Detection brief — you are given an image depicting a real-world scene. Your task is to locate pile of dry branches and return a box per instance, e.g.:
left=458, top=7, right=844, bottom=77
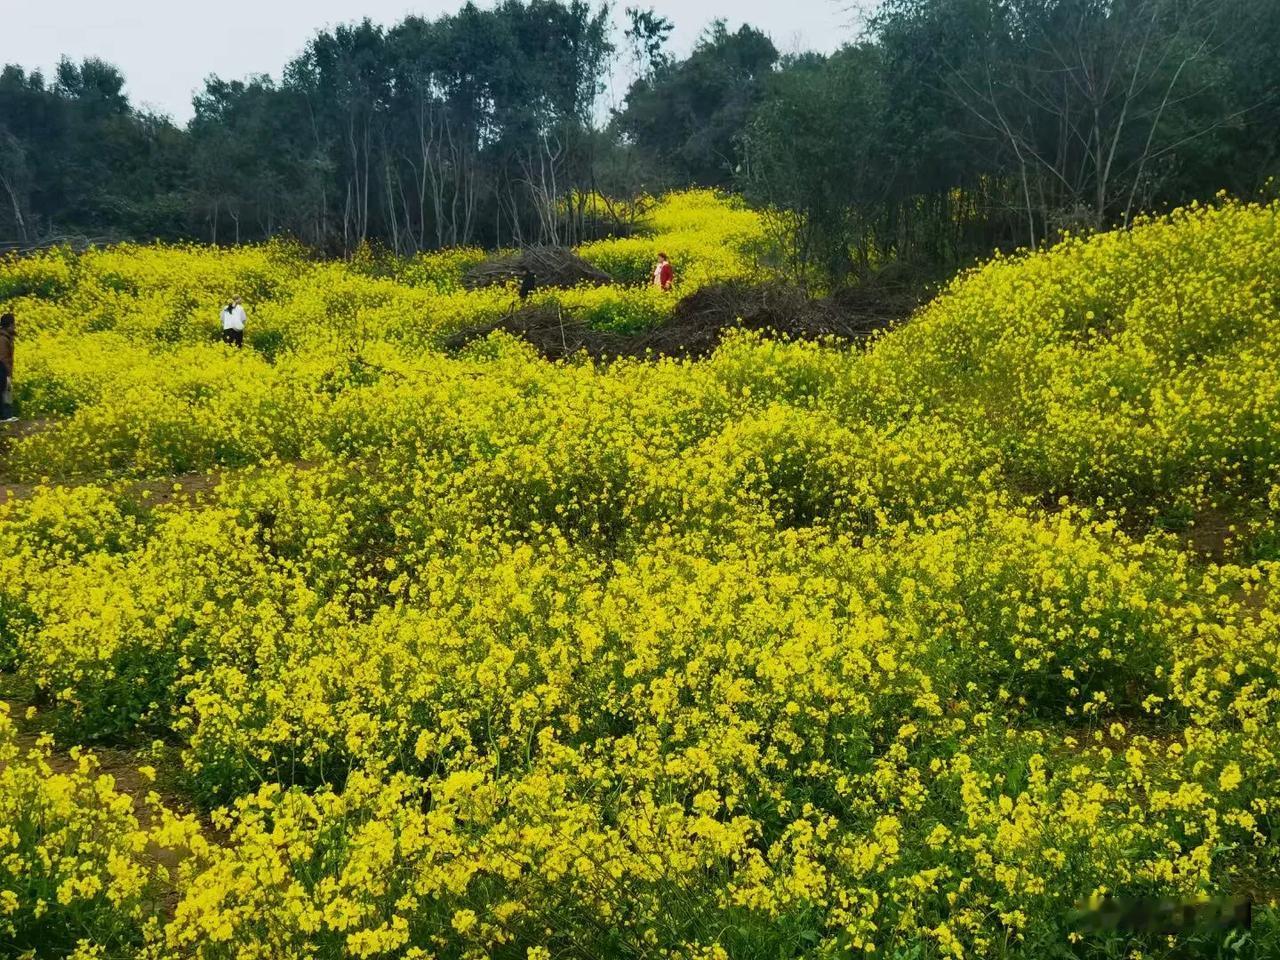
left=461, top=246, right=613, bottom=291
left=445, top=279, right=915, bottom=362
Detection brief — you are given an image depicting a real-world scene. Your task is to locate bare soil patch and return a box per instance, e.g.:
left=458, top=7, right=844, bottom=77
left=0, top=469, right=222, bottom=508
left=1181, top=507, right=1237, bottom=562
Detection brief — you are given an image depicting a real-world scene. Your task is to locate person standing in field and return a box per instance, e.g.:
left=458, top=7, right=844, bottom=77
left=0, top=313, right=16, bottom=423
left=652, top=252, right=674, bottom=291
left=220, top=296, right=247, bottom=348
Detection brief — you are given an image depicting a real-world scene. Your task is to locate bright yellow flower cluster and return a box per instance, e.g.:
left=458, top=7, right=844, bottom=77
left=850, top=197, right=1280, bottom=518
left=1, top=195, right=1279, bottom=958
left=579, top=188, right=766, bottom=289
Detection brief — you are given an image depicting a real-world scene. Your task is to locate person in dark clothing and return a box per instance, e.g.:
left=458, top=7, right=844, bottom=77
left=518, top=269, right=536, bottom=301
left=0, top=313, right=15, bottom=423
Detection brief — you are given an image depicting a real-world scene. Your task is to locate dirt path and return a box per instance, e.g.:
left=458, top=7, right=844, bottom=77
left=0, top=417, right=54, bottom=501
left=2, top=698, right=190, bottom=822
left=1, top=697, right=218, bottom=914
left=0, top=418, right=220, bottom=508
left=0, top=469, right=223, bottom=508
left=0, top=416, right=52, bottom=443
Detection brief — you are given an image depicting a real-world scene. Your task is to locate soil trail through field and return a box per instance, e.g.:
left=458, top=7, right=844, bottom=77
left=2, top=697, right=224, bottom=915
left=0, top=469, right=222, bottom=507
left=0, top=417, right=53, bottom=499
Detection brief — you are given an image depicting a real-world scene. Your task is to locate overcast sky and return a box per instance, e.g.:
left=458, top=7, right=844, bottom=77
left=1, top=0, right=865, bottom=124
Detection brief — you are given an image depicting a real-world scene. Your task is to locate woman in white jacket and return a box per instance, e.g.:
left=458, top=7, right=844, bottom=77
left=220, top=296, right=247, bottom=348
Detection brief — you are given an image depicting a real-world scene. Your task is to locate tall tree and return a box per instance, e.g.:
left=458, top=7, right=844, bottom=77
left=874, top=0, right=1250, bottom=248
left=744, top=48, right=892, bottom=286
left=0, top=58, right=189, bottom=245
left=612, top=21, right=778, bottom=188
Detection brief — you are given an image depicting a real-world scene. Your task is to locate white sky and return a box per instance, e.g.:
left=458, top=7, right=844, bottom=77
left=0, top=0, right=867, bottom=124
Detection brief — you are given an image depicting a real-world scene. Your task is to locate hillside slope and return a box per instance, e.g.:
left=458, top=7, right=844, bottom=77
left=0, top=198, right=1278, bottom=958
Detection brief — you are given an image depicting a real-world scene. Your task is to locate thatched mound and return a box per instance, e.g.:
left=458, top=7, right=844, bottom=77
left=445, top=279, right=920, bottom=362
left=444, top=304, right=632, bottom=360
left=462, top=246, right=613, bottom=292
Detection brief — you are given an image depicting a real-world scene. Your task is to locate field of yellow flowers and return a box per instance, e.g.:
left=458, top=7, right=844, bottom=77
left=1, top=191, right=1278, bottom=958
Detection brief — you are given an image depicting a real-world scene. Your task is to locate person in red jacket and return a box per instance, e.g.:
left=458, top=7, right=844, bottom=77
left=652, top=252, right=674, bottom=291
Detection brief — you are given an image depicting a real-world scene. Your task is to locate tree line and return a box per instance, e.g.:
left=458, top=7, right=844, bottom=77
left=2, top=0, right=1277, bottom=283
left=745, top=0, right=1280, bottom=284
